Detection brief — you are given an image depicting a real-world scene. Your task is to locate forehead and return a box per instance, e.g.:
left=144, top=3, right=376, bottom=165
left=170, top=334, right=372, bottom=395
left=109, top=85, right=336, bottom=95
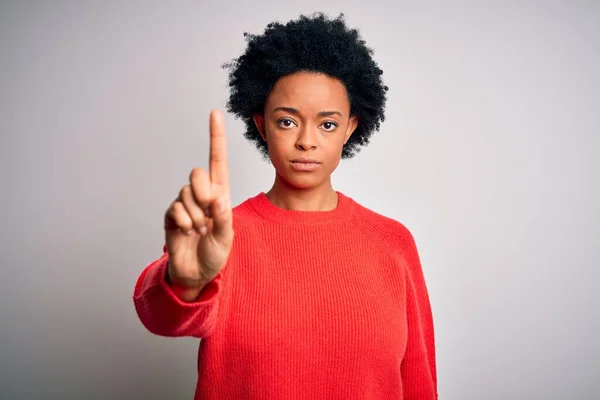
left=266, top=72, right=350, bottom=112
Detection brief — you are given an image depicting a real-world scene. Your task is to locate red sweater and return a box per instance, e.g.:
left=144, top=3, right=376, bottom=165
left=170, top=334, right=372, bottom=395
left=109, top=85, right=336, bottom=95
left=133, top=192, right=437, bottom=399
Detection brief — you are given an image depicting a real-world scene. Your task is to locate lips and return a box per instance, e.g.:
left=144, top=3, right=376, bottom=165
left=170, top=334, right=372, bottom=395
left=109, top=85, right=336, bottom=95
left=290, top=158, right=321, bottom=164
left=290, top=159, right=322, bottom=172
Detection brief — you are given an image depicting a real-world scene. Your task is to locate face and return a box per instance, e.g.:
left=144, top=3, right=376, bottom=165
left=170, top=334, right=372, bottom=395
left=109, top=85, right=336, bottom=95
left=253, top=72, right=358, bottom=191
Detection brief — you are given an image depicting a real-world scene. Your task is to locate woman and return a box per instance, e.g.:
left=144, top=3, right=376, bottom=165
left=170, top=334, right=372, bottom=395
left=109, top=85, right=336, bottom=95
left=133, top=13, right=437, bottom=399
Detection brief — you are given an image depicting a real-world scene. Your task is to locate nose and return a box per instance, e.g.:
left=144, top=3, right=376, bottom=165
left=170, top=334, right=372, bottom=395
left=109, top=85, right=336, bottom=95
left=295, top=125, right=318, bottom=151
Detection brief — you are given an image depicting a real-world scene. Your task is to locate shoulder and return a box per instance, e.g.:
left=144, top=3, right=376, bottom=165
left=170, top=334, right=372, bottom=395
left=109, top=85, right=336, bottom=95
left=230, top=193, right=263, bottom=234
left=346, top=194, right=420, bottom=260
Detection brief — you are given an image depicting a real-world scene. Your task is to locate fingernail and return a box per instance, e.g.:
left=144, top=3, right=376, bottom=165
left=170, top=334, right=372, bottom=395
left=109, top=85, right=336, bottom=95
left=218, top=199, right=226, bottom=212
left=199, top=226, right=207, bottom=235
left=184, top=229, right=194, bottom=235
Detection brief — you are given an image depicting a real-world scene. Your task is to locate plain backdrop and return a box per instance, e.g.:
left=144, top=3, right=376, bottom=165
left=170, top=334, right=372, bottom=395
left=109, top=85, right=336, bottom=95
left=1, top=1, right=598, bottom=399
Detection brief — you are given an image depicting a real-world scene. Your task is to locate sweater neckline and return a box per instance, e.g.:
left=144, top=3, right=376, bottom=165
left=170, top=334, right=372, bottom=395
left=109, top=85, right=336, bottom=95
left=248, top=191, right=355, bottom=225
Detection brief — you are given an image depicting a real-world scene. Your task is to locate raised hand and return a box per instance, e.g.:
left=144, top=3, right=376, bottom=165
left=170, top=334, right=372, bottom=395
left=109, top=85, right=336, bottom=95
left=164, top=110, right=234, bottom=297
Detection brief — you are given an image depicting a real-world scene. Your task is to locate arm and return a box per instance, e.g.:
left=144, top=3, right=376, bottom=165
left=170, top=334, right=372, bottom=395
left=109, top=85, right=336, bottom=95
left=132, top=247, right=222, bottom=338
left=400, top=234, right=438, bottom=399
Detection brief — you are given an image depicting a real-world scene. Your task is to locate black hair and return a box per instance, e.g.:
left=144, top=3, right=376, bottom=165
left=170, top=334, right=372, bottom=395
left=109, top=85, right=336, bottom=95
left=223, top=12, right=388, bottom=159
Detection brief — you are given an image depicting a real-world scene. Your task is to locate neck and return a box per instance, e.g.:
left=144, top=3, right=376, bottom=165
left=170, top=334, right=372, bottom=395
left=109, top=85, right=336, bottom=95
left=266, top=174, right=339, bottom=212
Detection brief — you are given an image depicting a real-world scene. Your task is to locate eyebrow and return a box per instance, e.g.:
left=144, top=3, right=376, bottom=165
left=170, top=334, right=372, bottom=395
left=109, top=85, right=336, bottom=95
left=272, top=107, right=343, bottom=117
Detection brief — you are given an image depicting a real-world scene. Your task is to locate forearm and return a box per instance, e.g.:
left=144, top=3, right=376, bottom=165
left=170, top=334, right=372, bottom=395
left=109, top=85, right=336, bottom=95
left=133, top=253, right=222, bottom=338
left=165, top=261, right=209, bottom=303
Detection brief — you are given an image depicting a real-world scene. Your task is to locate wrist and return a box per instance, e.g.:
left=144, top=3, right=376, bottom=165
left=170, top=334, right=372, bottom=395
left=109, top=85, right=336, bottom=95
left=166, top=262, right=208, bottom=302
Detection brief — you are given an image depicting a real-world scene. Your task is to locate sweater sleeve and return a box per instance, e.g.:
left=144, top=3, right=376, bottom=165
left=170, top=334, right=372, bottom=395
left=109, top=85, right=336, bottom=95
left=401, top=235, right=438, bottom=399
left=132, top=247, right=222, bottom=338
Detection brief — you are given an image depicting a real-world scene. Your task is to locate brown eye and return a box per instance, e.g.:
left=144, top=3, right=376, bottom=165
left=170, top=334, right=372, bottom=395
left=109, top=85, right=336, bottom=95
left=278, top=119, right=297, bottom=129
left=320, top=121, right=338, bottom=132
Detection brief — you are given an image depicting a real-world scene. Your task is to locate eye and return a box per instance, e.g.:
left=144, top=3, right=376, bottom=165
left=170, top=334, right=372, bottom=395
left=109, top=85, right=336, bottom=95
left=320, top=121, right=338, bottom=132
left=277, top=118, right=297, bottom=129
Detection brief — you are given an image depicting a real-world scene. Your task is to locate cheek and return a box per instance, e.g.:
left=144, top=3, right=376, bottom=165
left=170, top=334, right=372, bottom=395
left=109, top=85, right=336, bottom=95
left=327, top=134, right=348, bottom=158
left=266, top=136, right=294, bottom=170
left=267, top=135, right=290, bottom=157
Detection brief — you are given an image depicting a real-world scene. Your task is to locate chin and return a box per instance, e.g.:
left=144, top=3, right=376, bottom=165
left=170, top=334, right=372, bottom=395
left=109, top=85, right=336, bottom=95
left=281, top=171, right=324, bottom=190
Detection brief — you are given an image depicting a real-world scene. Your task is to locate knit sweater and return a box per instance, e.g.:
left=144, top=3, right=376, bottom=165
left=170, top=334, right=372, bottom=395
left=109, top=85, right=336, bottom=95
left=133, top=192, right=437, bottom=399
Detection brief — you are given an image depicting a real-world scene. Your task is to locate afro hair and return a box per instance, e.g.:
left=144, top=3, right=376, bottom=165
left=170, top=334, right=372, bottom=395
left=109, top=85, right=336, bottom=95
left=223, top=12, right=388, bottom=159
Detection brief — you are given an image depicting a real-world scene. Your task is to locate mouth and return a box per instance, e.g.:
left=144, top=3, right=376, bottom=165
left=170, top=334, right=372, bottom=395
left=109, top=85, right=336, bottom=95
left=290, top=159, right=322, bottom=172
left=290, top=158, right=321, bottom=164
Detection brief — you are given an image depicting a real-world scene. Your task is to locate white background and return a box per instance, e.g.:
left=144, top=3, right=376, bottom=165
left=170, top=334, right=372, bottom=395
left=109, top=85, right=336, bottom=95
left=1, top=1, right=598, bottom=399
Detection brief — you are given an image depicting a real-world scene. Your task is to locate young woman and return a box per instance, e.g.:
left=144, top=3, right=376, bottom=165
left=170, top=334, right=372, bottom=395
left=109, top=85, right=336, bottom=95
left=133, top=13, right=437, bottom=400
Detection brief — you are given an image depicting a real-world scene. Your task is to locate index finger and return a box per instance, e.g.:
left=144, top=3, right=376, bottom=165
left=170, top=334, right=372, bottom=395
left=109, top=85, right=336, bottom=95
left=209, top=109, right=230, bottom=190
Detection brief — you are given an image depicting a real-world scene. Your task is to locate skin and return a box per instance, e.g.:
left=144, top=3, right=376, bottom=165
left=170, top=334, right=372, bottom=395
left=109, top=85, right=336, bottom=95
left=164, top=110, right=234, bottom=302
left=164, top=71, right=358, bottom=302
left=253, top=71, right=358, bottom=211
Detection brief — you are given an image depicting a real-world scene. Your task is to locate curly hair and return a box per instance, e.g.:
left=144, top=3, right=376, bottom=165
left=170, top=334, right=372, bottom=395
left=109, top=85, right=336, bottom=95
left=223, top=12, right=388, bottom=159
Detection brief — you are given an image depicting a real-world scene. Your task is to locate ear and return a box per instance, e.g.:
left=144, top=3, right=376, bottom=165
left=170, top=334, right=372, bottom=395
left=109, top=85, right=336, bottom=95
left=344, top=116, right=359, bottom=145
left=253, top=113, right=267, bottom=141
